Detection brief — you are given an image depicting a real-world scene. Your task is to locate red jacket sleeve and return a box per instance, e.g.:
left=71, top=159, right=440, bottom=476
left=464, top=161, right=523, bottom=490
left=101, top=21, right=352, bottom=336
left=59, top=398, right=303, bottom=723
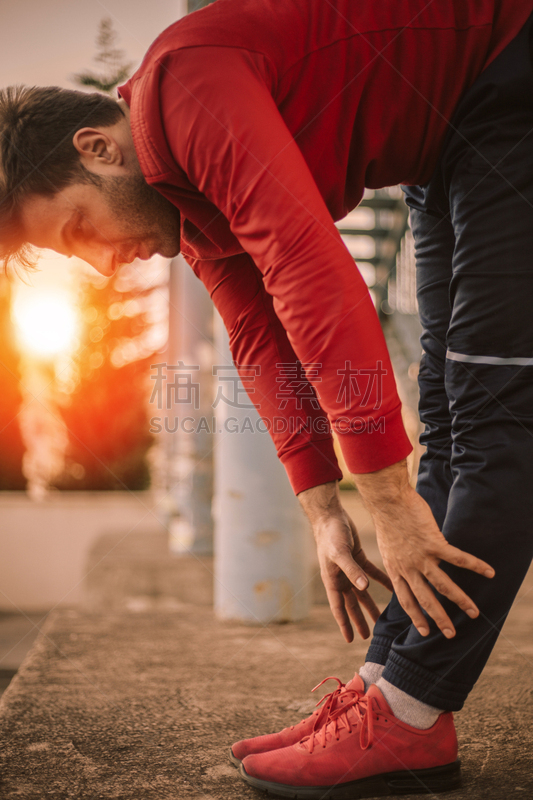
left=160, top=46, right=412, bottom=474
left=184, top=250, right=343, bottom=494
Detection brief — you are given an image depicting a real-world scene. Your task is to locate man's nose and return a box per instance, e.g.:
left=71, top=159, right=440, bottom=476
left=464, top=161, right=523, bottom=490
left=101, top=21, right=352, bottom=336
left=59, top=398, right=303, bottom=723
left=82, top=246, right=117, bottom=277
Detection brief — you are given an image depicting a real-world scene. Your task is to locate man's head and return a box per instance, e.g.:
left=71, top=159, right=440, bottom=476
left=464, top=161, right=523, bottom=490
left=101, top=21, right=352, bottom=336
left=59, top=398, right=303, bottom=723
left=0, top=85, right=181, bottom=277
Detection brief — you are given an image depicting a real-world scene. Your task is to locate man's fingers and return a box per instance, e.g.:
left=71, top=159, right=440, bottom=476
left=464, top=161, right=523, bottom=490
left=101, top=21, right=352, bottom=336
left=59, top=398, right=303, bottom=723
left=324, top=583, right=354, bottom=643
left=425, top=566, right=480, bottom=619
left=335, top=552, right=369, bottom=592
left=393, top=577, right=432, bottom=637
left=344, top=590, right=370, bottom=639
left=438, top=543, right=495, bottom=578
left=363, top=560, right=393, bottom=594
left=407, top=573, right=456, bottom=638
left=394, top=561, right=485, bottom=639
left=354, top=587, right=381, bottom=623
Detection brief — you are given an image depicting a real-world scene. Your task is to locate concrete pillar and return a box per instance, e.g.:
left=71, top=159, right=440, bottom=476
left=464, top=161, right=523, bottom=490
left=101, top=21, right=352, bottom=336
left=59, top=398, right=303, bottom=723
left=213, top=312, right=313, bottom=623
left=166, top=256, right=214, bottom=555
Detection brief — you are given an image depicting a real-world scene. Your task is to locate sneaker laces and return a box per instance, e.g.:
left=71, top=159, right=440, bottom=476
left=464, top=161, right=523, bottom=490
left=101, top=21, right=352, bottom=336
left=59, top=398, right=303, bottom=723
left=303, top=691, right=377, bottom=754
left=297, top=676, right=364, bottom=735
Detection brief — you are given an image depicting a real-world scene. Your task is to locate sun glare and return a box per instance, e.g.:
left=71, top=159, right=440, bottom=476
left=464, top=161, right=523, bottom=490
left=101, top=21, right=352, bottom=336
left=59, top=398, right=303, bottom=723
left=13, top=291, right=78, bottom=358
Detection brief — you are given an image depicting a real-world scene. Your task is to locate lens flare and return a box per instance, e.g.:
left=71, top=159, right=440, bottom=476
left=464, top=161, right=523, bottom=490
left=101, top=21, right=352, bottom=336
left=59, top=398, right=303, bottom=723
left=13, top=291, right=78, bottom=357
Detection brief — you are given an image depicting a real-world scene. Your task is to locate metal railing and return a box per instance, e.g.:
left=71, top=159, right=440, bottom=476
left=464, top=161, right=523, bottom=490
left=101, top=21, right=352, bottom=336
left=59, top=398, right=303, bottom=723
left=336, top=187, right=412, bottom=320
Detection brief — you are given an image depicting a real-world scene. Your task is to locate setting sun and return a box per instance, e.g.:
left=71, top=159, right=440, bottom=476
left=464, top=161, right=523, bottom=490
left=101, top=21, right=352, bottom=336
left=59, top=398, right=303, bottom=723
left=13, top=291, right=78, bottom=358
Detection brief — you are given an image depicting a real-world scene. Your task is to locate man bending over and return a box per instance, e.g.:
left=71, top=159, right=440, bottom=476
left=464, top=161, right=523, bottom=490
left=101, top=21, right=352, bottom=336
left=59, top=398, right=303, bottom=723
left=2, top=1, right=533, bottom=796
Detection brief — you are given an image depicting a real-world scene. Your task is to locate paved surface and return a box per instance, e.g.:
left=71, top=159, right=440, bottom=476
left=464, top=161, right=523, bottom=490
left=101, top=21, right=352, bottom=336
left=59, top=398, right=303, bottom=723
left=0, top=586, right=531, bottom=798
left=0, top=492, right=531, bottom=799
left=0, top=612, right=44, bottom=695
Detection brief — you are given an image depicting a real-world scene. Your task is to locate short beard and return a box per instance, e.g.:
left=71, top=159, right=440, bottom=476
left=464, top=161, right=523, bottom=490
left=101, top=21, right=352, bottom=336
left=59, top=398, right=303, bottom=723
left=90, top=165, right=181, bottom=258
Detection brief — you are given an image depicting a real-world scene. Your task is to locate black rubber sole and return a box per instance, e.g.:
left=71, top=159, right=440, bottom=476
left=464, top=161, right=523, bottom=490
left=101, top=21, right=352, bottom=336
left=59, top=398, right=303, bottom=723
left=229, top=746, right=242, bottom=767
left=239, top=760, right=462, bottom=799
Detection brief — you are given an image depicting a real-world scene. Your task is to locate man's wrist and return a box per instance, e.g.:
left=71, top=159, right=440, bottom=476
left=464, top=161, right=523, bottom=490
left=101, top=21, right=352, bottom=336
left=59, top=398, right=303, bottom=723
left=352, top=459, right=411, bottom=515
left=297, top=480, right=343, bottom=524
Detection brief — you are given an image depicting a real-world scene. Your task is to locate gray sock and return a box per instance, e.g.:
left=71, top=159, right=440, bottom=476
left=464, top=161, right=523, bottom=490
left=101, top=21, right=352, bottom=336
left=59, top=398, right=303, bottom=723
left=376, top=677, right=443, bottom=729
left=359, top=661, right=385, bottom=691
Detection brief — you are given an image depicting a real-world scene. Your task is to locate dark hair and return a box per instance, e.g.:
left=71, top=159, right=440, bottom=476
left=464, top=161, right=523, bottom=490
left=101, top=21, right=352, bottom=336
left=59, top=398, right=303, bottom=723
left=0, top=85, right=123, bottom=277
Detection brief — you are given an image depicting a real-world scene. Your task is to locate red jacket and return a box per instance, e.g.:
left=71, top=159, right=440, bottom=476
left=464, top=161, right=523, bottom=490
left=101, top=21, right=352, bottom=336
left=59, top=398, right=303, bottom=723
left=119, top=0, right=532, bottom=494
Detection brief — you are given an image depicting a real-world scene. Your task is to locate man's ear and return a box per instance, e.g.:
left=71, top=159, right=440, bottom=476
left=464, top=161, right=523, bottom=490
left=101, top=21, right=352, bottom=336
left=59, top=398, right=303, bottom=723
left=72, top=127, right=125, bottom=174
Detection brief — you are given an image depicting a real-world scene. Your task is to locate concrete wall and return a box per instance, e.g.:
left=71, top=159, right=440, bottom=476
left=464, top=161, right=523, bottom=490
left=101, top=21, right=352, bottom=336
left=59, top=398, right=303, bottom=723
left=0, top=491, right=166, bottom=612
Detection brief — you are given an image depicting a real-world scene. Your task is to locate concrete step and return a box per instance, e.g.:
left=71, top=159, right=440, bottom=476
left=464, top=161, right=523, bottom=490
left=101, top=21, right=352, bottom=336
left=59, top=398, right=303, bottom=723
left=81, top=491, right=391, bottom=612
left=84, top=529, right=216, bottom=609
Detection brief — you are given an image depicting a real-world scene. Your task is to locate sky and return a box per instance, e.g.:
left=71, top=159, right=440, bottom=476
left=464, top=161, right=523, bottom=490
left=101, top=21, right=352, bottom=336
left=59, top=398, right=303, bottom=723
left=1, top=0, right=184, bottom=89
left=0, top=0, right=184, bottom=294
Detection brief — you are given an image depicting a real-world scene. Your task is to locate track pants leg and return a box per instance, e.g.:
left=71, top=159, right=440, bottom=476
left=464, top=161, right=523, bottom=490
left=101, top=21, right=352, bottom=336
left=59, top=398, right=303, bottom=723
left=365, top=209, right=455, bottom=672
left=365, top=15, right=533, bottom=710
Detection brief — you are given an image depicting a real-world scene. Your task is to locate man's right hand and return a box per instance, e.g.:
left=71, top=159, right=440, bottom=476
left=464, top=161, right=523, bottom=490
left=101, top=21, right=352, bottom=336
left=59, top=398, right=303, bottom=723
left=354, top=460, right=495, bottom=639
left=297, top=481, right=393, bottom=642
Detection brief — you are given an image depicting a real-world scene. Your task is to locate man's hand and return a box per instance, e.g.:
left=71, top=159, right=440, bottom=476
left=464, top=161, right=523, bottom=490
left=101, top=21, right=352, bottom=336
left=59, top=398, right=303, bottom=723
left=354, top=460, right=495, bottom=639
left=298, top=481, right=393, bottom=642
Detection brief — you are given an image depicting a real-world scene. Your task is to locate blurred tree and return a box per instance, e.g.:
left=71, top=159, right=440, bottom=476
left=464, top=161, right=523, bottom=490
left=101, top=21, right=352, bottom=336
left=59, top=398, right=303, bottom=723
left=51, top=270, right=161, bottom=490
left=73, top=17, right=133, bottom=93
left=52, top=19, right=162, bottom=491
left=0, top=277, right=27, bottom=490
left=188, top=0, right=216, bottom=11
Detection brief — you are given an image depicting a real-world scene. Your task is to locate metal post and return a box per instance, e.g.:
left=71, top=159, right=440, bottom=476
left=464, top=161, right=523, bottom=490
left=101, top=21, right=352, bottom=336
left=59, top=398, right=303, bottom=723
left=213, top=312, right=312, bottom=623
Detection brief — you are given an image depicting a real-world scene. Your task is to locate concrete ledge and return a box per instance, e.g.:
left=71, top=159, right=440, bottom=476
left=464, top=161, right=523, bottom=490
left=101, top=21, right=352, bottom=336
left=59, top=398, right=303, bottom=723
left=64, top=491, right=387, bottom=612
left=0, top=575, right=531, bottom=799
left=0, top=489, right=381, bottom=614
left=0, top=491, right=166, bottom=611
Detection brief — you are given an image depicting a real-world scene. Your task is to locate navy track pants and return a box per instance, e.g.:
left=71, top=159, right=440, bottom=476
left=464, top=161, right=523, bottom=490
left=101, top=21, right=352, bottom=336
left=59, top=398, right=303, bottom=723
left=365, top=13, right=533, bottom=711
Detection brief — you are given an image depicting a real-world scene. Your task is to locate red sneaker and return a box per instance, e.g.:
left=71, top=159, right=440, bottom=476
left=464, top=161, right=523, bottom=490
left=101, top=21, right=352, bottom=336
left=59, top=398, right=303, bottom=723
left=239, top=684, right=461, bottom=798
left=229, top=674, right=365, bottom=766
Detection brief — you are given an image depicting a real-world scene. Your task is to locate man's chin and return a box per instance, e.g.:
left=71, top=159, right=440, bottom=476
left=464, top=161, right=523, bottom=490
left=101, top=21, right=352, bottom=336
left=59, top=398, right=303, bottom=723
left=136, top=240, right=180, bottom=260
left=156, top=242, right=181, bottom=259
